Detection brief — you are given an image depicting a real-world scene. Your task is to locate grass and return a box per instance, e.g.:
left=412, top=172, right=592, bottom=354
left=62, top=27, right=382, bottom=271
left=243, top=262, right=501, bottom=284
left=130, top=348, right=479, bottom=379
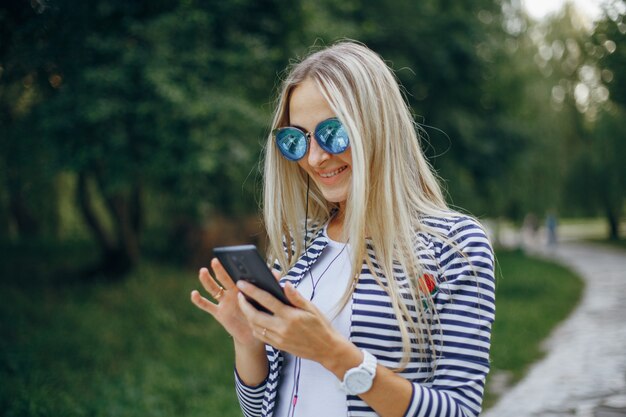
left=483, top=249, right=584, bottom=408
left=0, top=241, right=240, bottom=417
left=0, top=242, right=584, bottom=416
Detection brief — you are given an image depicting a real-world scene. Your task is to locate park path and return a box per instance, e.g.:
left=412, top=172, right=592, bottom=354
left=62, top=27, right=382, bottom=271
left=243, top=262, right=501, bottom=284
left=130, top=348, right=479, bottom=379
left=483, top=240, right=626, bottom=417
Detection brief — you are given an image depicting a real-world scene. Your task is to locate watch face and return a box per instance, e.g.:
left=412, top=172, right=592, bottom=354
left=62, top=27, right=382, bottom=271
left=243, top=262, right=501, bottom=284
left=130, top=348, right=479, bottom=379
left=346, top=370, right=373, bottom=394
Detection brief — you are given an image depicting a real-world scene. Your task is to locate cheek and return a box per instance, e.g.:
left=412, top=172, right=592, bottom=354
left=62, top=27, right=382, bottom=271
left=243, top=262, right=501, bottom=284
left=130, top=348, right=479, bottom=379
left=297, top=159, right=311, bottom=173
left=341, top=149, right=353, bottom=167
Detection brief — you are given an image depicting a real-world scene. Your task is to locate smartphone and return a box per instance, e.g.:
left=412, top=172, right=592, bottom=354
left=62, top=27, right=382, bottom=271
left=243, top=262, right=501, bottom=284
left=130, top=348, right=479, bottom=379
left=213, top=244, right=292, bottom=313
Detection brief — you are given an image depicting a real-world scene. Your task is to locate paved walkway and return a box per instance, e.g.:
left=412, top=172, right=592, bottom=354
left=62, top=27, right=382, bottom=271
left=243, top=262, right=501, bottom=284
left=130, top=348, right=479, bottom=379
left=484, top=241, right=626, bottom=417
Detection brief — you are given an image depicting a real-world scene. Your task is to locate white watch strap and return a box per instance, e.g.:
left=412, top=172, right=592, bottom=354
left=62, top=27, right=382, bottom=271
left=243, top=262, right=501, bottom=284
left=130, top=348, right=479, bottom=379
left=361, top=349, right=377, bottom=374
left=339, top=349, right=377, bottom=394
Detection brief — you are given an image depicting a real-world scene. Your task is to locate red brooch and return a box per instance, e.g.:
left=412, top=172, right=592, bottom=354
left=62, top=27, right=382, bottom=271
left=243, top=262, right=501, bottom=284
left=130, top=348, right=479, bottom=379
left=419, top=273, right=439, bottom=309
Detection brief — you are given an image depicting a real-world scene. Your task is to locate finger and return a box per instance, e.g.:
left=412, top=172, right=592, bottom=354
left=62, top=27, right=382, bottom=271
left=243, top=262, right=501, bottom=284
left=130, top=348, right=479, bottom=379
left=284, top=282, right=312, bottom=311
left=190, top=290, right=218, bottom=315
left=237, top=293, right=274, bottom=329
left=211, top=258, right=237, bottom=290
left=198, top=267, right=224, bottom=298
left=236, top=280, right=285, bottom=315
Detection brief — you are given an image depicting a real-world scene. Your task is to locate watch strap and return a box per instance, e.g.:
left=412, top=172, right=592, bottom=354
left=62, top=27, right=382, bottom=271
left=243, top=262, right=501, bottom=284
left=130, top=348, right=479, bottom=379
left=360, top=349, right=377, bottom=375
left=339, top=349, right=377, bottom=395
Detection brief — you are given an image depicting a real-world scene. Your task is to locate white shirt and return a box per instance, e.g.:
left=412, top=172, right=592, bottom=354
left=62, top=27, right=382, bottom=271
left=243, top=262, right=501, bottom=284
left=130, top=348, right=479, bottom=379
left=275, top=227, right=353, bottom=417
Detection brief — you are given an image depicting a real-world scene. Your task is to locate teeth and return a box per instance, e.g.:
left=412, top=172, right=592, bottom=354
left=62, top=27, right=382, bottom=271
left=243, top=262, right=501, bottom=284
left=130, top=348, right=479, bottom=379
left=320, top=166, right=347, bottom=178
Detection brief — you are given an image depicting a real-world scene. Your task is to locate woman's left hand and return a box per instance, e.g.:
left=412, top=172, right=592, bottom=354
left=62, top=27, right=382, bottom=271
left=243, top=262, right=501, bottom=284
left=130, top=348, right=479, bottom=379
left=236, top=280, right=348, bottom=366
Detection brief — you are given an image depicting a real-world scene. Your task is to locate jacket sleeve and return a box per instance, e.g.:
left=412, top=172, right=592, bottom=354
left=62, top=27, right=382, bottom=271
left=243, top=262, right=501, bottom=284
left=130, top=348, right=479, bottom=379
left=234, top=367, right=267, bottom=417
left=404, top=216, right=496, bottom=417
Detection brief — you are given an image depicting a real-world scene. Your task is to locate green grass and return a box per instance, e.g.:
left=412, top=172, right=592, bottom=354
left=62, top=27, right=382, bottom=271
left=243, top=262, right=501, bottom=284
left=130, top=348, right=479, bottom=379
left=0, top=243, right=584, bottom=415
left=0, top=241, right=241, bottom=417
left=483, top=249, right=584, bottom=408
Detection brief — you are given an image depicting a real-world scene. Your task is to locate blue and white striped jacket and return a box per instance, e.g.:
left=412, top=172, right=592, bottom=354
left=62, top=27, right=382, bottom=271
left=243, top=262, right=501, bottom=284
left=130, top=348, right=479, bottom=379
left=235, top=214, right=495, bottom=417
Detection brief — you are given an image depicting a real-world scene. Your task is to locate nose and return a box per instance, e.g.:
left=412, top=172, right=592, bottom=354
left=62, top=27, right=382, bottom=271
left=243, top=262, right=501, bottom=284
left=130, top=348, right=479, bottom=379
left=307, top=134, right=330, bottom=167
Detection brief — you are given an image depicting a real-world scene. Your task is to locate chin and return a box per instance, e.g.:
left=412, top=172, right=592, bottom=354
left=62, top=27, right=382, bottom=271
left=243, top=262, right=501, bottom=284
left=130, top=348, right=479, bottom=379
left=312, top=173, right=351, bottom=205
left=320, top=188, right=349, bottom=204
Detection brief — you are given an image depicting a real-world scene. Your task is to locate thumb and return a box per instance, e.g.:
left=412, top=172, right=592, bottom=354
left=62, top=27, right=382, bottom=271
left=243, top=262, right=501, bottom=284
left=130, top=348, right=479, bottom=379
left=284, top=282, right=311, bottom=310
left=272, top=269, right=282, bottom=281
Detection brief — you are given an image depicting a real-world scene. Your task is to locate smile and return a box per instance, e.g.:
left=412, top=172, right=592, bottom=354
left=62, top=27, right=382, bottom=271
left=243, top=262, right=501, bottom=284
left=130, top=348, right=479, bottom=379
left=319, top=165, right=348, bottom=178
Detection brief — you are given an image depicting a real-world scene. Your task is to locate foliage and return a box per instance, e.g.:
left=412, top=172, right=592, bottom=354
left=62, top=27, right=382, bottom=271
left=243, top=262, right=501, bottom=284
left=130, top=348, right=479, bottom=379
left=585, top=5, right=626, bottom=238
left=565, top=107, right=626, bottom=238
left=0, top=1, right=60, bottom=238
left=2, top=0, right=309, bottom=273
left=594, top=2, right=626, bottom=108
left=489, top=2, right=626, bottom=236
left=1, top=0, right=625, bottom=277
left=545, top=2, right=626, bottom=239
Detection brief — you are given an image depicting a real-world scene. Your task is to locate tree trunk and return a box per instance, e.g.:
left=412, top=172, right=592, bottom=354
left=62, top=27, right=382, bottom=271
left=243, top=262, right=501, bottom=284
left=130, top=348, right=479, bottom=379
left=77, top=171, right=114, bottom=252
left=6, top=173, right=40, bottom=238
left=93, top=171, right=142, bottom=269
left=607, top=208, right=620, bottom=241
left=76, top=171, right=140, bottom=278
left=107, top=193, right=141, bottom=268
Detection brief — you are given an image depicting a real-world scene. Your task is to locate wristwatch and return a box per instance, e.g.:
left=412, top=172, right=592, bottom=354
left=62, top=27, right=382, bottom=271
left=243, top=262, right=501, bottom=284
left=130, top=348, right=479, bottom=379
left=339, top=349, right=377, bottom=395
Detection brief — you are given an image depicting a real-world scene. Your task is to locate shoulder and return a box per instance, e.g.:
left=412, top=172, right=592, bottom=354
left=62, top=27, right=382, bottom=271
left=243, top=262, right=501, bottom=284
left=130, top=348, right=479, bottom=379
left=420, top=212, right=490, bottom=244
left=418, top=212, right=493, bottom=268
left=280, top=217, right=328, bottom=253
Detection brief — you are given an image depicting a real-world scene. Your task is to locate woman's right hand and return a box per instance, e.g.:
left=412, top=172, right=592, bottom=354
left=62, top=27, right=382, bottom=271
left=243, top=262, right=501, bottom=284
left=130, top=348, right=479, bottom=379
left=191, top=258, right=271, bottom=347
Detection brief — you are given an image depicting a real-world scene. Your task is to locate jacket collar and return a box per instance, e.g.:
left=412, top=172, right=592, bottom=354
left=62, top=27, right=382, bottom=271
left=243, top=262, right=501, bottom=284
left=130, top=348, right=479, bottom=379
left=284, top=223, right=329, bottom=287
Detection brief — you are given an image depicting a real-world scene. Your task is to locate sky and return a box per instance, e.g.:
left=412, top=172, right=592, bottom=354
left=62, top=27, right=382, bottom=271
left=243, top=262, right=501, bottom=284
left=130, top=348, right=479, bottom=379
left=522, top=0, right=605, bottom=20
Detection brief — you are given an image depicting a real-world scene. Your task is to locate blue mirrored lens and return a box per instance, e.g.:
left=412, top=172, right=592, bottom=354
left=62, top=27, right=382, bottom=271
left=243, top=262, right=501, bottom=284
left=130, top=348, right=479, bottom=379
left=315, top=118, right=350, bottom=154
left=275, top=127, right=307, bottom=160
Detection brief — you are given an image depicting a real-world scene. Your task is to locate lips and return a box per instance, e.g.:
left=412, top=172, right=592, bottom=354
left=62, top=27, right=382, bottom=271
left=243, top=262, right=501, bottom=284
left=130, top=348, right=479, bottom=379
left=319, top=165, right=348, bottom=178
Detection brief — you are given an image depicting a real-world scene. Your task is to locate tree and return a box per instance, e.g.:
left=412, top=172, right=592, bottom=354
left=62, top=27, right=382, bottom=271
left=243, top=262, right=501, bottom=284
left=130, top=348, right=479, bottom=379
left=9, top=0, right=309, bottom=276
left=580, top=2, right=626, bottom=239
left=544, top=2, right=626, bottom=239
left=0, top=1, right=60, bottom=239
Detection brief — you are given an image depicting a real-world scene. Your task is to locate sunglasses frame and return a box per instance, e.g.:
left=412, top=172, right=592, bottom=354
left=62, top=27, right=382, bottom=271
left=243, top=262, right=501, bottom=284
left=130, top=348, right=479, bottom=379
left=272, top=117, right=350, bottom=161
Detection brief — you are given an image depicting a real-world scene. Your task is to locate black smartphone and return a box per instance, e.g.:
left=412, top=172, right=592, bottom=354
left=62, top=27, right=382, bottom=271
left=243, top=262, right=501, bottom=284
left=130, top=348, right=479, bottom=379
left=213, top=244, right=292, bottom=313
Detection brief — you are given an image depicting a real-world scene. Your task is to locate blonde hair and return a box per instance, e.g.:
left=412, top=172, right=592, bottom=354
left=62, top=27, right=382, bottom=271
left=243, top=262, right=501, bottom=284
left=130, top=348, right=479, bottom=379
left=263, top=40, right=453, bottom=369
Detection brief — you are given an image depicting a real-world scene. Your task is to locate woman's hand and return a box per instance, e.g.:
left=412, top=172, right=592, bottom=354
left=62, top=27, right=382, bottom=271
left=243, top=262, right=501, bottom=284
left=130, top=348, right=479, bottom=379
left=236, top=280, right=352, bottom=370
left=191, top=258, right=278, bottom=347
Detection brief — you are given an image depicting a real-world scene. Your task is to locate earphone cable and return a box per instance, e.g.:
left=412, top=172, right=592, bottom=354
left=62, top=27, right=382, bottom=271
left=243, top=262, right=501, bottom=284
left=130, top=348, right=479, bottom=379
left=288, top=175, right=310, bottom=417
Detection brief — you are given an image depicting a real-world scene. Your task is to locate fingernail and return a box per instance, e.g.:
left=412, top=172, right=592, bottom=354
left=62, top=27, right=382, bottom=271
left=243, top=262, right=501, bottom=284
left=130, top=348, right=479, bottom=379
left=237, top=281, right=247, bottom=290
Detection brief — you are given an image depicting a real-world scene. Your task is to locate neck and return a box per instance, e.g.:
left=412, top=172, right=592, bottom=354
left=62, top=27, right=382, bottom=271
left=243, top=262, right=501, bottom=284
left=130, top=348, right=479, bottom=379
left=328, top=207, right=347, bottom=243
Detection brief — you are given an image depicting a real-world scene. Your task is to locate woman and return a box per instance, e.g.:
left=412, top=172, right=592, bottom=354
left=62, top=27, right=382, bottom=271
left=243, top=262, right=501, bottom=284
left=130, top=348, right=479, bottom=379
left=191, top=41, right=495, bottom=417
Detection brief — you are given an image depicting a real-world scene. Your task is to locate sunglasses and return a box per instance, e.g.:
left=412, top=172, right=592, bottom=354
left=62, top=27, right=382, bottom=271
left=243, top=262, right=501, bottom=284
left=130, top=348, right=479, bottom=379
left=273, top=117, right=350, bottom=161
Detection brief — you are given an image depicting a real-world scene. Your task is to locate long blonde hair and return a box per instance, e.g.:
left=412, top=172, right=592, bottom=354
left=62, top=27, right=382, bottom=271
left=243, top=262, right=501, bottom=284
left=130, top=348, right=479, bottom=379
left=263, top=40, right=453, bottom=369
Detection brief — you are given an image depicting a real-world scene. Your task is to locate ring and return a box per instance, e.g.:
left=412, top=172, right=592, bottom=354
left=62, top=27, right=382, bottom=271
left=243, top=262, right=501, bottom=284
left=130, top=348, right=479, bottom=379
left=262, top=328, right=267, bottom=337
left=214, top=287, right=225, bottom=300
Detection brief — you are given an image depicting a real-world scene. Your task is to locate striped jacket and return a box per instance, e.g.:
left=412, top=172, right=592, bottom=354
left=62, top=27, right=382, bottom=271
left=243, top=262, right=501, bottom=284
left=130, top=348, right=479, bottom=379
left=235, top=214, right=495, bottom=417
